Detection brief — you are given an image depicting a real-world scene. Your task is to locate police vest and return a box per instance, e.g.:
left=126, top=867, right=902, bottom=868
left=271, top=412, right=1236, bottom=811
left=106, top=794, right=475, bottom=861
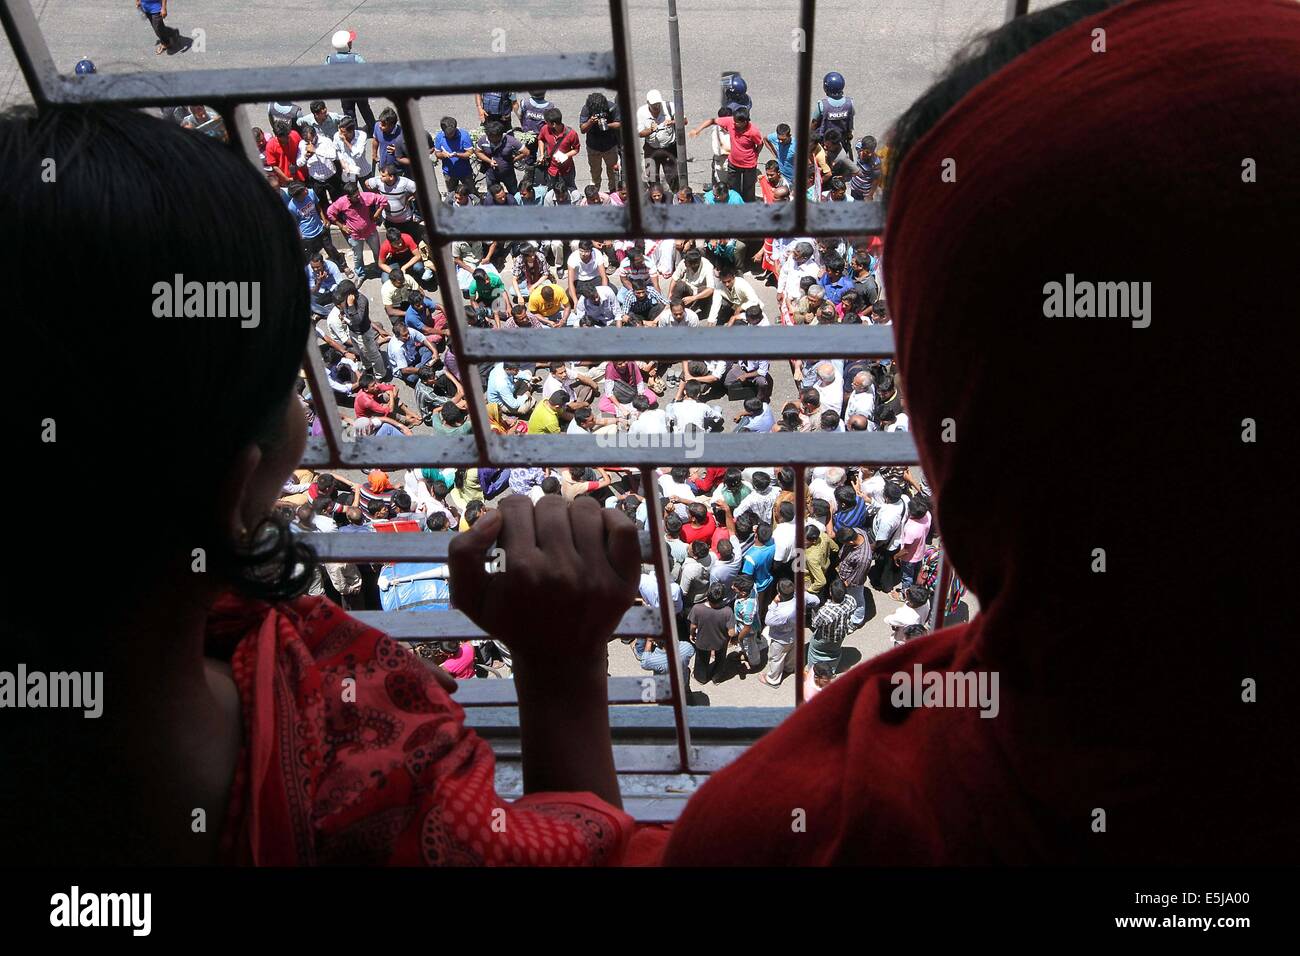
left=817, top=97, right=854, bottom=137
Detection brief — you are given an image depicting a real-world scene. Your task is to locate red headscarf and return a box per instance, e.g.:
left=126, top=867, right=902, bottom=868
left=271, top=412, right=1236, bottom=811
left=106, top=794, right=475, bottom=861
left=659, top=0, right=1299, bottom=864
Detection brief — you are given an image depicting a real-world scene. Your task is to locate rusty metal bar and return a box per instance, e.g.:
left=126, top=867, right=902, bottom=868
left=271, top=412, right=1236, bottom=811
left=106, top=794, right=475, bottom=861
left=793, top=465, right=808, bottom=705
left=607, top=0, right=645, bottom=233
left=639, top=466, right=693, bottom=772
left=792, top=0, right=817, bottom=230
left=0, top=0, right=58, bottom=107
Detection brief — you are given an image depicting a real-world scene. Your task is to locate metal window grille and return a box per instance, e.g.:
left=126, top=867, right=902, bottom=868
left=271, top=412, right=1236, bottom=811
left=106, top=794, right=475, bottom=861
left=2, top=0, right=1023, bottom=810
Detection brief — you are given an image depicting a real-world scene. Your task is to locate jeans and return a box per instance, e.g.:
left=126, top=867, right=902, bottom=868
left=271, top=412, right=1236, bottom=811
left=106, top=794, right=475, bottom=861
left=397, top=345, right=434, bottom=385
left=899, top=560, right=922, bottom=593
left=847, top=583, right=867, bottom=628
left=347, top=230, right=381, bottom=274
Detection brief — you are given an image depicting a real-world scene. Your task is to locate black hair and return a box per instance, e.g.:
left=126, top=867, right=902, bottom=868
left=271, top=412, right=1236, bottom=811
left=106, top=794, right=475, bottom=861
left=541, top=476, right=562, bottom=495
left=10, top=106, right=315, bottom=628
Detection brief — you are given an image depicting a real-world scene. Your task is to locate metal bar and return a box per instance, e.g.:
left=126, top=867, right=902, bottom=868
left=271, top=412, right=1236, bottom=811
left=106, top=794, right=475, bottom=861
left=301, top=340, right=349, bottom=467
left=310, top=529, right=655, bottom=563
left=793, top=465, right=808, bottom=705
left=48, top=52, right=616, bottom=108
left=300, top=430, right=920, bottom=470
left=792, top=0, right=817, bottom=230
left=1006, top=0, right=1031, bottom=20
left=666, top=0, right=690, bottom=190
left=931, top=551, right=955, bottom=631
left=216, top=102, right=266, bottom=172
left=354, top=606, right=661, bottom=641
left=487, top=744, right=749, bottom=774
left=639, top=466, right=693, bottom=772
left=392, top=95, right=450, bottom=265
left=0, top=0, right=59, bottom=107
left=462, top=323, right=896, bottom=362
left=454, top=675, right=670, bottom=706
left=607, top=0, right=645, bottom=232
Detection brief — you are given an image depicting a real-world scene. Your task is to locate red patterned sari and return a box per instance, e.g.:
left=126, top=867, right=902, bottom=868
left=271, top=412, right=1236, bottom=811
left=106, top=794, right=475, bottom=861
left=205, top=593, right=634, bottom=865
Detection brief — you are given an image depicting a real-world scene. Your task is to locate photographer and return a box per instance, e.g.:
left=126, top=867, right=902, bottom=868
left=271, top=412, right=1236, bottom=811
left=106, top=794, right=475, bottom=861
left=579, top=92, right=622, bottom=192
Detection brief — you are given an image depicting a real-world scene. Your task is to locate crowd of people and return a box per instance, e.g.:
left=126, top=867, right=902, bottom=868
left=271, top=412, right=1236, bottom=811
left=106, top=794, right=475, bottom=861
left=155, top=38, right=947, bottom=695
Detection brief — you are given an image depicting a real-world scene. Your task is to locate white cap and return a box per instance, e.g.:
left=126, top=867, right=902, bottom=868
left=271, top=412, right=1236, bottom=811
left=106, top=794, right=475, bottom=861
left=331, top=30, right=356, bottom=51
left=646, top=89, right=665, bottom=105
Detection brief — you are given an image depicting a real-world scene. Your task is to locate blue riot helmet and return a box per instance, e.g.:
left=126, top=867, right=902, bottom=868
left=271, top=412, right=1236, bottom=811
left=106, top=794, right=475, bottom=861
left=74, top=58, right=96, bottom=76
left=823, top=71, right=845, bottom=97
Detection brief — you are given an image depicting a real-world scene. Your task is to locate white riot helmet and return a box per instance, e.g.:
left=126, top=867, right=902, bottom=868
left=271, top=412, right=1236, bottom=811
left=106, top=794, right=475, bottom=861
left=331, top=30, right=355, bottom=52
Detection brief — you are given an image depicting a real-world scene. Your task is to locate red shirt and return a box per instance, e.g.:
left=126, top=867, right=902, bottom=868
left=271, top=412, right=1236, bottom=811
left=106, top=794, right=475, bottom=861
left=265, top=131, right=304, bottom=181
left=694, top=467, right=728, bottom=493
left=538, top=125, right=580, bottom=176
left=680, top=513, right=717, bottom=546
left=716, top=116, right=764, bottom=169
left=379, top=233, right=419, bottom=265
left=354, top=384, right=395, bottom=418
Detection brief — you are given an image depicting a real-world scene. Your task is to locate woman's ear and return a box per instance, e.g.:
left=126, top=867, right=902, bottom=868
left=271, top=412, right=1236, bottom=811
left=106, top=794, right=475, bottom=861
left=216, top=398, right=308, bottom=547
left=216, top=443, right=265, bottom=547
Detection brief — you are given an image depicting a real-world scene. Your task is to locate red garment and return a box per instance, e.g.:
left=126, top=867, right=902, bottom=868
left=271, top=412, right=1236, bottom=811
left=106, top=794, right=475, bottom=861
left=679, top=514, right=717, bottom=547
left=538, top=125, right=580, bottom=177
left=715, top=116, right=763, bottom=169
left=662, top=0, right=1299, bottom=865
left=693, top=467, right=728, bottom=494
left=379, top=233, right=419, bottom=266
left=265, top=131, right=304, bottom=182
left=207, top=594, right=633, bottom=864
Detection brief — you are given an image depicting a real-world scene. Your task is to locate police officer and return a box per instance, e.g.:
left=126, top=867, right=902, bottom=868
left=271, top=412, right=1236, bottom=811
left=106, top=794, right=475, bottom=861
left=722, top=74, right=752, bottom=115
left=812, top=71, right=855, bottom=160
left=325, top=30, right=376, bottom=133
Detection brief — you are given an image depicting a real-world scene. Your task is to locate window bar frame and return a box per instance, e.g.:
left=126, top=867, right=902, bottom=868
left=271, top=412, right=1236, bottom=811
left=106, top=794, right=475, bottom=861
left=0, top=0, right=55, bottom=107
left=793, top=465, right=809, bottom=705
left=393, top=94, right=494, bottom=462
left=607, top=0, right=645, bottom=233
left=791, top=0, right=817, bottom=232
left=639, top=466, right=693, bottom=773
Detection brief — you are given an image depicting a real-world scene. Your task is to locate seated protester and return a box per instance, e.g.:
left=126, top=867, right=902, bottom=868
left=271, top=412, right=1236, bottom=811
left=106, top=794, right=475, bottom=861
left=526, top=390, right=569, bottom=434
left=468, top=267, right=509, bottom=316
left=702, top=237, right=746, bottom=273
left=614, top=247, right=655, bottom=292
left=543, top=183, right=582, bottom=205
left=357, top=469, right=398, bottom=516
left=566, top=239, right=610, bottom=301
left=448, top=182, right=480, bottom=206
left=501, top=300, right=548, bottom=329
left=473, top=119, right=527, bottom=193
left=667, top=380, right=721, bottom=433
left=510, top=242, right=554, bottom=302
left=882, top=585, right=932, bottom=645
left=567, top=406, right=620, bottom=435
left=578, top=183, right=610, bottom=206
left=615, top=279, right=668, bottom=324
left=544, top=362, right=599, bottom=406
left=527, top=280, right=571, bottom=327
left=818, top=409, right=845, bottom=432
left=734, top=396, right=774, bottom=433
left=384, top=321, right=435, bottom=386
left=680, top=359, right=726, bottom=401
left=306, top=252, right=343, bottom=318
left=428, top=402, right=473, bottom=436
left=724, top=355, right=774, bottom=403
left=377, top=226, right=425, bottom=280
left=673, top=185, right=702, bottom=205
left=401, top=290, right=448, bottom=347
left=481, top=181, right=519, bottom=206
left=575, top=283, right=619, bottom=327
left=514, top=179, right=545, bottom=206
left=414, top=365, right=464, bottom=424
left=741, top=303, right=770, bottom=327
left=819, top=174, right=855, bottom=203
left=819, top=254, right=855, bottom=304
left=365, top=163, right=419, bottom=236
left=703, top=180, right=744, bottom=204
left=812, top=360, right=845, bottom=414
left=381, top=267, right=421, bottom=320
left=354, top=372, right=422, bottom=427
left=325, top=350, right=362, bottom=405
left=656, top=297, right=701, bottom=328
left=487, top=360, right=536, bottom=416
left=669, top=247, right=717, bottom=322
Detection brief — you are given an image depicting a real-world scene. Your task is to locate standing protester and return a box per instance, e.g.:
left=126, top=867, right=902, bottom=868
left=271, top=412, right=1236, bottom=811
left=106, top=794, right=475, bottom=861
left=433, top=116, right=475, bottom=195
left=326, top=181, right=385, bottom=279
left=325, top=30, right=375, bottom=132
left=579, top=93, right=622, bottom=192
left=637, top=90, right=679, bottom=190
left=537, top=109, right=580, bottom=193
left=689, top=106, right=764, bottom=201
left=137, top=0, right=192, bottom=56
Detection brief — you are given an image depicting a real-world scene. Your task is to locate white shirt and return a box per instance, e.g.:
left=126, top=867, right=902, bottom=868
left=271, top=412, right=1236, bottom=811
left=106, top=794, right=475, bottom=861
left=333, top=130, right=372, bottom=181
left=656, top=306, right=700, bottom=328
left=366, top=174, right=418, bottom=221
left=646, top=238, right=678, bottom=277
left=772, top=521, right=798, bottom=562
left=885, top=412, right=911, bottom=433
left=884, top=601, right=932, bottom=643
left=872, top=498, right=909, bottom=550
left=733, top=486, right=779, bottom=525
left=630, top=408, right=669, bottom=434
left=640, top=572, right=684, bottom=613
left=845, top=386, right=876, bottom=422
left=657, top=475, right=696, bottom=521
left=779, top=256, right=821, bottom=300
left=713, top=275, right=762, bottom=313
left=567, top=249, right=609, bottom=283
left=814, top=371, right=845, bottom=417
left=299, top=136, right=338, bottom=180
left=667, top=398, right=711, bottom=432
left=637, top=102, right=676, bottom=148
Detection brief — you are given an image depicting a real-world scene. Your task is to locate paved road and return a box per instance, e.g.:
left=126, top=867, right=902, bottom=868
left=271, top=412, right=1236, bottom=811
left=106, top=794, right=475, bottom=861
left=1, top=0, right=985, bottom=708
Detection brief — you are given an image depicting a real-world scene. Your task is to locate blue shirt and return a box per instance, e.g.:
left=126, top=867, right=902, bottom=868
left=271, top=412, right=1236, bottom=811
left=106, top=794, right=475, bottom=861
left=324, top=51, right=366, bottom=65
left=403, top=297, right=438, bottom=332
left=742, top=542, right=776, bottom=592
left=703, top=189, right=744, bottom=205
left=305, top=260, right=342, bottom=316
left=820, top=273, right=855, bottom=304
left=766, top=132, right=796, bottom=182
left=487, top=363, right=527, bottom=411
left=433, top=129, right=473, bottom=177
left=140, top=0, right=164, bottom=14
left=283, top=187, right=324, bottom=239
left=372, top=121, right=406, bottom=167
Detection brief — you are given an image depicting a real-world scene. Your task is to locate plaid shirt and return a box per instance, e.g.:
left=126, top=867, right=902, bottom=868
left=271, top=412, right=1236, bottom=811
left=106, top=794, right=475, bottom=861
left=808, top=595, right=858, bottom=664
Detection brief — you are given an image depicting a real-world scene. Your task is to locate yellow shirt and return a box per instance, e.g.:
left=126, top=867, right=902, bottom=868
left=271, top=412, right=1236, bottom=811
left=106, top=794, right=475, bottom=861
left=528, top=282, right=569, bottom=317
left=527, top=401, right=561, bottom=434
